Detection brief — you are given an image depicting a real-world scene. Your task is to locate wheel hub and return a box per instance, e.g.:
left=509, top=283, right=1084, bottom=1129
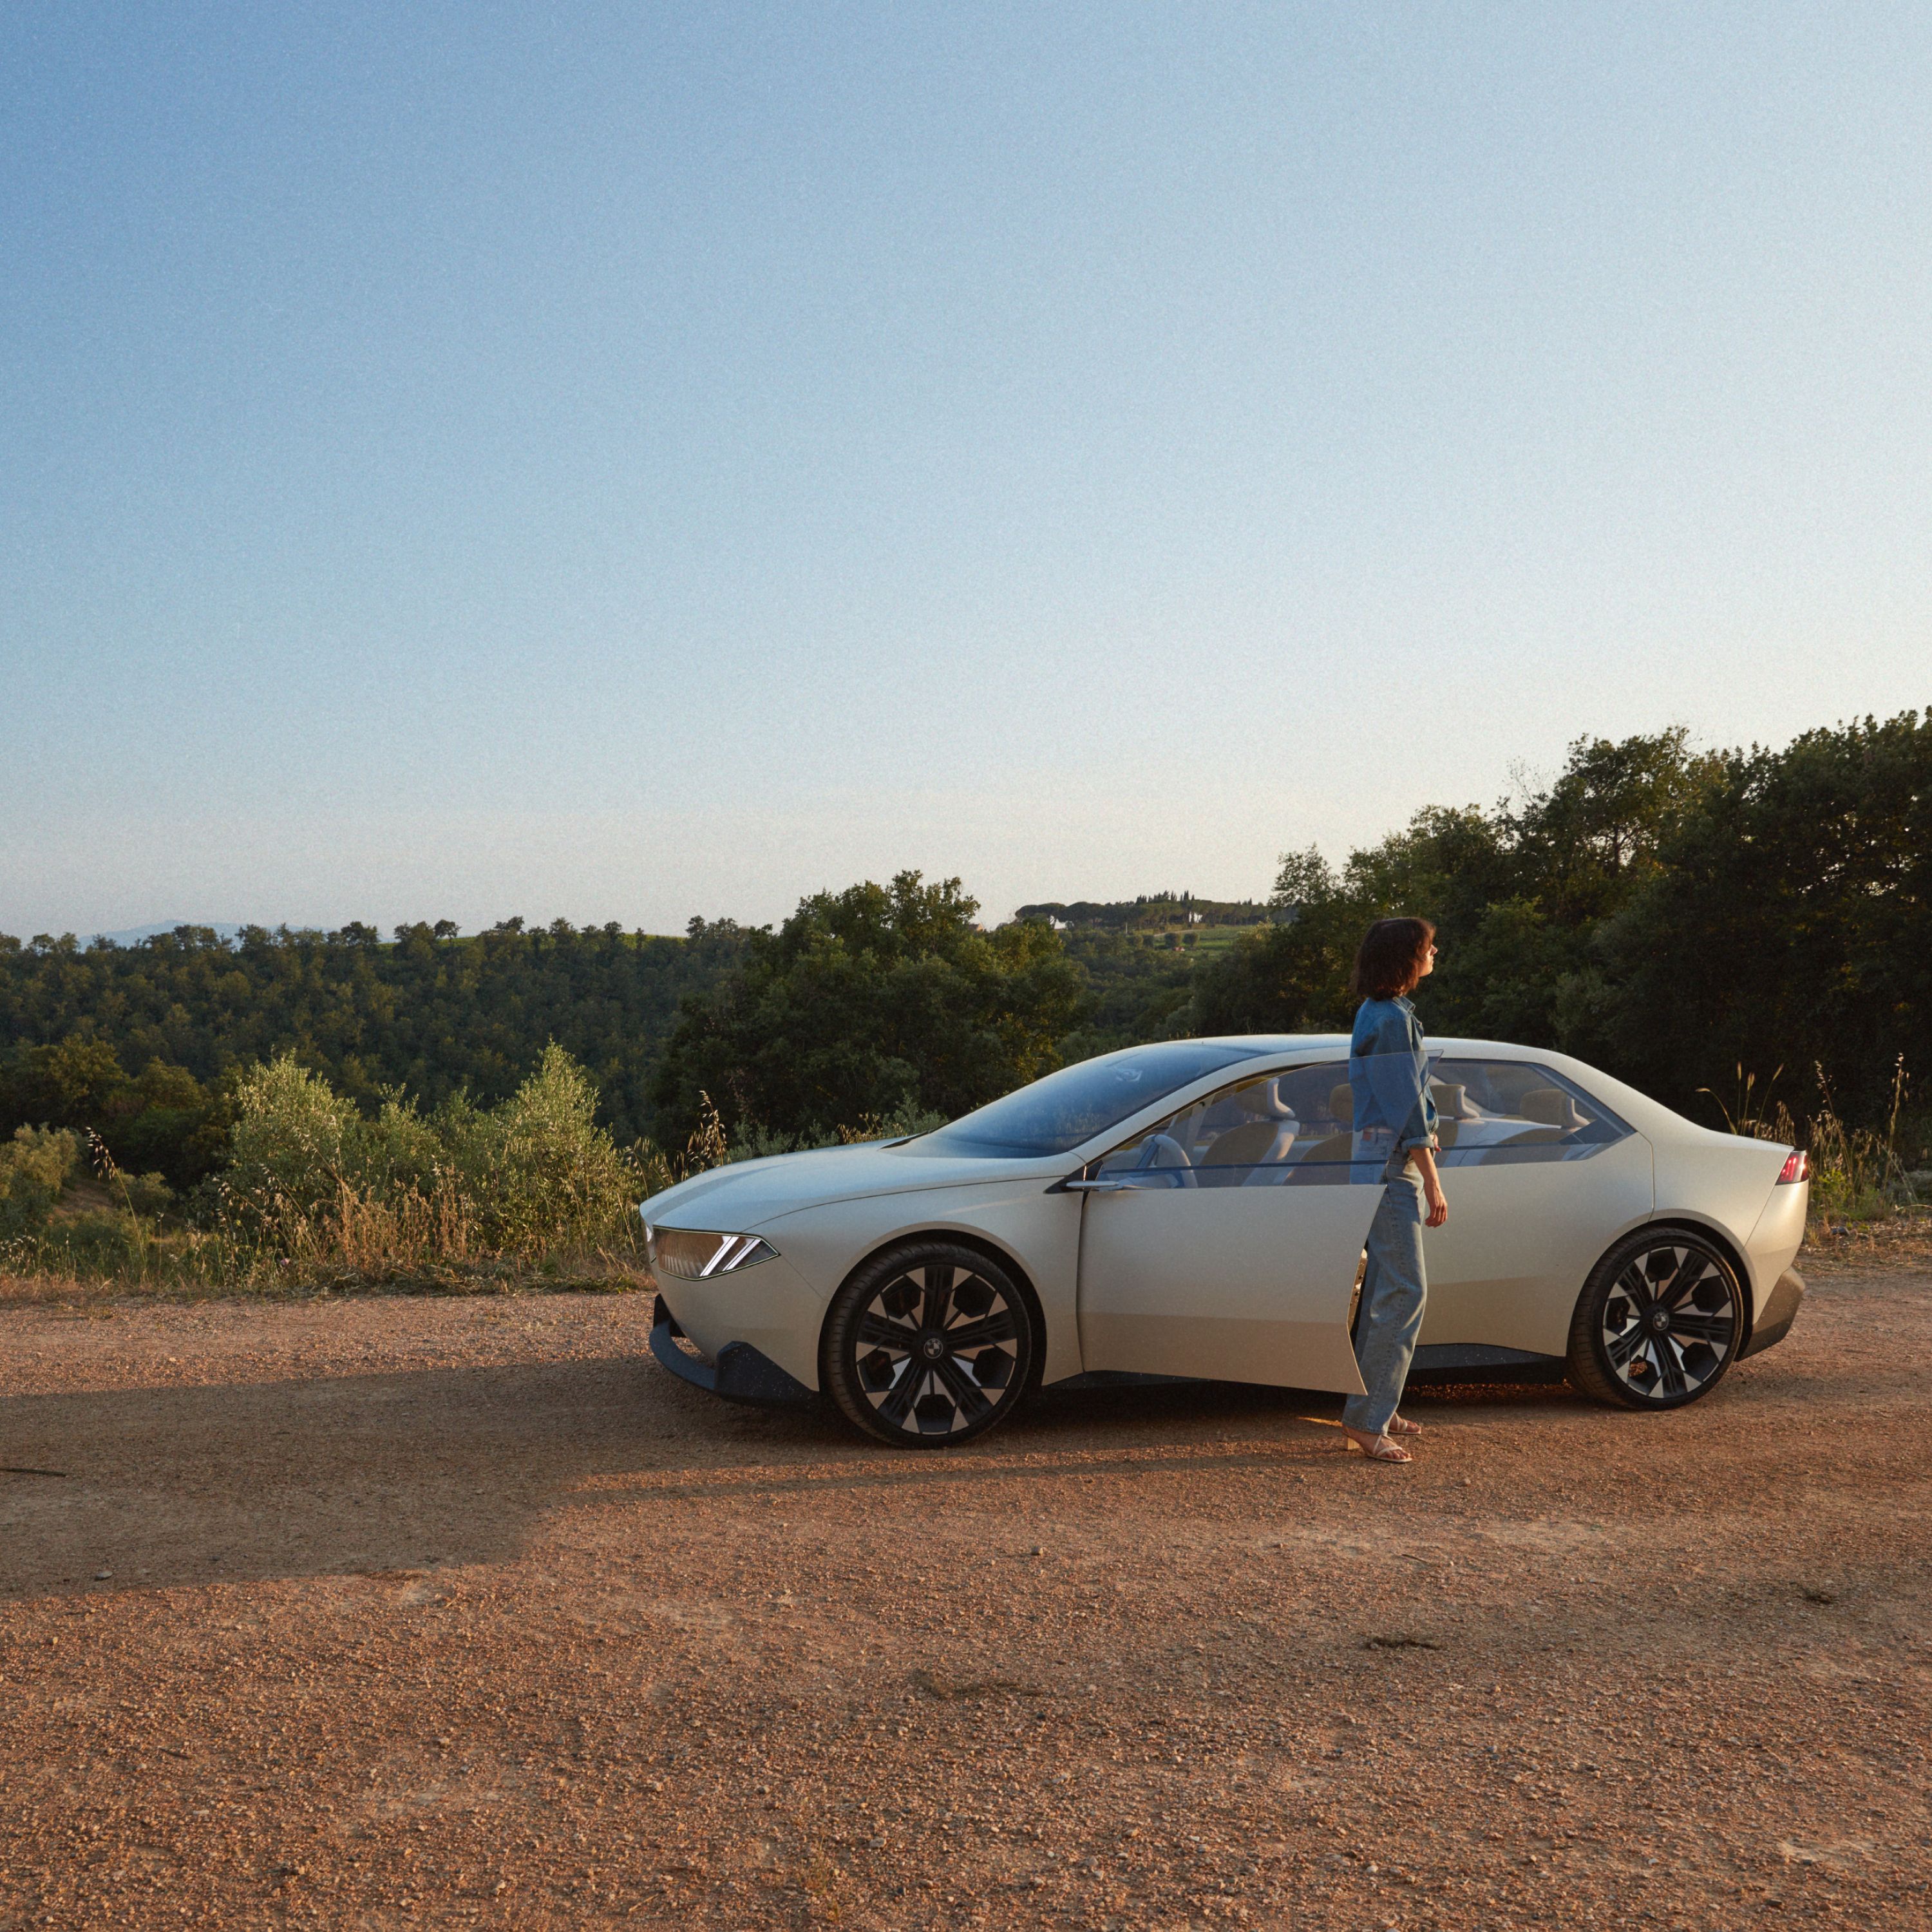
left=1600, top=1243, right=1739, bottom=1406
left=849, top=1261, right=1025, bottom=1439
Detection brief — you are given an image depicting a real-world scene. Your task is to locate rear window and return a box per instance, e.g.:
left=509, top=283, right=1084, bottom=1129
left=922, top=1042, right=1258, bottom=1157
left=1431, top=1057, right=1633, bottom=1164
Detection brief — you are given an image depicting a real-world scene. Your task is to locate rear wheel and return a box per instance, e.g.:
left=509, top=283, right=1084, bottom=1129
left=821, top=1241, right=1039, bottom=1448
left=1567, top=1228, right=1745, bottom=1410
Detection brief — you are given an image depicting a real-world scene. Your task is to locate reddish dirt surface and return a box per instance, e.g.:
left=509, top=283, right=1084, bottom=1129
left=2, top=1271, right=1927, bottom=1929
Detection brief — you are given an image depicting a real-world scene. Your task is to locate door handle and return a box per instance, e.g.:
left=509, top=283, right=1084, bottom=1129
left=1052, top=1177, right=1131, bottom=1193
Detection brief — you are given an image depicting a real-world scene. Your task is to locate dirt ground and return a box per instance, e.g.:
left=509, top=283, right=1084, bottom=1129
left=1, top=1269, right=1927, bottom=1930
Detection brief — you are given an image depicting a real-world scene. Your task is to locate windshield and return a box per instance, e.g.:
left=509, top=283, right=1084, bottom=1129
left=923, top=1041, right=1259, bottom=1157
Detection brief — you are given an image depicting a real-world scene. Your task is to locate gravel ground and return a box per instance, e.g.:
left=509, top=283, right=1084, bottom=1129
left=1, top=1272, right=1927, bottom=1929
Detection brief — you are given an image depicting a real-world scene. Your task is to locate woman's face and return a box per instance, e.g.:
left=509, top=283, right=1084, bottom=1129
left=1414, top=940, right=1437, bottom=984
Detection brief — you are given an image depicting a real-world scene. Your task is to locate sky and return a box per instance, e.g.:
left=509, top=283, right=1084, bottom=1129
left=4, top=3, right=1928, bottom=940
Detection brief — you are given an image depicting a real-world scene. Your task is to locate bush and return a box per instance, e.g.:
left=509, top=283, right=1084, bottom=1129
left=652, top=873, right=1083, bottom=1144
left=0, top=1125, right=80, bottom=1238
left=210, top=1045, right=646, bottom=1275
left=225, top=1055, right=365, bottom=1229
left=116, top=1170, right=175, bottom=1218
left=443, top=1045, right=641, bottom=1253
left=32, top=1208, right=146, bottom=1273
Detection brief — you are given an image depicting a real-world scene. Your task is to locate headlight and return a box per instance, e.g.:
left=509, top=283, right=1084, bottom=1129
left=643, top=1224, right=778, bottom=1279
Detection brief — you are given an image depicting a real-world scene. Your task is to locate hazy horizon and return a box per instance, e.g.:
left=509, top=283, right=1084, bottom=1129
left=7, top=6, right=1928, bottom=940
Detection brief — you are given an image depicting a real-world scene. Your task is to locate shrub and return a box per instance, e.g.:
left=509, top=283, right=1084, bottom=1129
left=443, top=1045, right=641, bottom=1254
left=34, top=1208, right=146, bottom=1272
left=208, top=1045, right=645, bottom=1276
left=0, top=1126, right=80, bottom=1238
left=225, top=1054, right=365, bottom=1229
left=117, top=1170, right=176, bottom=1218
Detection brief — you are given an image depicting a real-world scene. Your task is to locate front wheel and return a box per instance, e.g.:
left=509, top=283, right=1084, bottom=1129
left=821, top=1241, right=1040, bottom=1448
left=1567, top=1228, right=1746, bottom=1410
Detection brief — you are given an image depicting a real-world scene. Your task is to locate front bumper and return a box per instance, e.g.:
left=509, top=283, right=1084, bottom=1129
left=1739, top=1267, right=1804, bottom=1359
left=649, top=1296, right=815, bottom=1407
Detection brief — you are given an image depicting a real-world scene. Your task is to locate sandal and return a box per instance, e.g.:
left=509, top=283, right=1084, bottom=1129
left=1386, top=1415, right=1423, bottom=1436
left=1341, top=1426, right=1413, bottom=1464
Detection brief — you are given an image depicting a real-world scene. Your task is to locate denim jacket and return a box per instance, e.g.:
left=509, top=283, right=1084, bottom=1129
left=1349, top=995, right=1438, bottom=1165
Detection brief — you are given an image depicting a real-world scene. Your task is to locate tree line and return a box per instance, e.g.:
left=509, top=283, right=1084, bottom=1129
left=0, top=918, right=746, bottom=1188
left=3, top=710, right=1926, bottom=1199
left=1195, top=712, right=1929, bottom=1142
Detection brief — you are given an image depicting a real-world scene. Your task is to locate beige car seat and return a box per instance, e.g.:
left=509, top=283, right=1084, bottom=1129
left=1519, top=1087, right=1588, bottom=1133
left=1200, top=1117, right=1298, bottom=1171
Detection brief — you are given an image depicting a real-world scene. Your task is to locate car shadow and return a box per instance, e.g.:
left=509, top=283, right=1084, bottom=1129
left=1, top=1351, right=1594, bottom=1603
left=0, top=1352, right=831, bottom=1602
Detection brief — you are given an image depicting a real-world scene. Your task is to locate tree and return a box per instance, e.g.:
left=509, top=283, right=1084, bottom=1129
left=0, top=1040, right=231, bottom=1190
left=1590, top=711, right=1931, bottom=1125
left=1191, top=733, right=1710, bottom=1051
left=0, top=918, right=744, bottom=1161
left=652, top=873, right=1085, bottom=1141
left=1499, top=728, right=1722, bottom=925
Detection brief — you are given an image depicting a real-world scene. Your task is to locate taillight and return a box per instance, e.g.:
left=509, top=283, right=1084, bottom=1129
left=1777, top=1150, right=1809, bottom=1185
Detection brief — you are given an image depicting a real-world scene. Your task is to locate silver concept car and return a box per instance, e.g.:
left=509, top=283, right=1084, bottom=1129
left=641, top=1036, right=1808, bottom=1448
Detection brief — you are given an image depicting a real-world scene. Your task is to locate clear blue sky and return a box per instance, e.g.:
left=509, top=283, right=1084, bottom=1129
left=4, top=3, right=1927, bottom=938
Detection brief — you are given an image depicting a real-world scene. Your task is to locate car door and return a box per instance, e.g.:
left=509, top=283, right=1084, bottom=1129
left=1419, top=1056, right=1654, bottom=1358
left=1074, top=1062, right=1380, bottom=1394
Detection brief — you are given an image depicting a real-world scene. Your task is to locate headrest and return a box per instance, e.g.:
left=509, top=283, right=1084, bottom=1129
left=1328, top=1084, right=1355, bottom=1125
left=1519, top=1087, right=1587, bottom=1132
left=1430, top=1080, right=1470, bottom=1120
left=1233, top=1076, right=1294, bottom=1121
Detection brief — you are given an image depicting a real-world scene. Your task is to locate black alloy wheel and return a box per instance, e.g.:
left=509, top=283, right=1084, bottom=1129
left=1566, top=1229, right=1746, bottom=1410
left=821, top=1240, right=1039, bottom=1448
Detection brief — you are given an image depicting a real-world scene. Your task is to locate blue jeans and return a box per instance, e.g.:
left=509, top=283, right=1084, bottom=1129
left=1342, top=1170, right=1427, bottom=1436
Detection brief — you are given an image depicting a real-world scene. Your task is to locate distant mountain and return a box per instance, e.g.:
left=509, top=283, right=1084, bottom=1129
left=88, top=922, right=248, bottom=947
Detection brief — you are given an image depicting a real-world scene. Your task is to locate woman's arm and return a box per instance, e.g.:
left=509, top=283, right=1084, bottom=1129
left=1410, top=1146, right=1449, bottom=1227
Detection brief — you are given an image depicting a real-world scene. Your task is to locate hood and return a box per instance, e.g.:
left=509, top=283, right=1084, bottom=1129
left=639, top=1137, right=1057, bottom=1231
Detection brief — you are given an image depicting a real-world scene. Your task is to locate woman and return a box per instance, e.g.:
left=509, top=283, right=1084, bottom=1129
left=1342, top=916, right=1448, bottom=1465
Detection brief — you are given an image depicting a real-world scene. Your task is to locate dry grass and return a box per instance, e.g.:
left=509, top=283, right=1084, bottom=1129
left=1799, top=1204, right=1932, bottom=1276
left=0, top=1248, right=656, bottom=1312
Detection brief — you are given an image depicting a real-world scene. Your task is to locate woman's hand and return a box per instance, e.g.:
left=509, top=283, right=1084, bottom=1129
left=1412, top=1147, right=1450, bottom=1228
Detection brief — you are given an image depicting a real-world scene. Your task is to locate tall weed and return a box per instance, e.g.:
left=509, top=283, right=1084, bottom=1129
left=1804, top=1060, right=1913, bottom=1220
left=631, top=1093, right=951, bottom=1185
left=205, top=1046, right=649, bottom=1285
left=1708, top=1059, right=1914, bottom=1222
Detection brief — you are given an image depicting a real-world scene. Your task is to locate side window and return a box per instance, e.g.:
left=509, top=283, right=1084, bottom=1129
left=1092, top=1063, right=1364, bottom=1189
left=1430, top=1059, right=1631, bottom=1166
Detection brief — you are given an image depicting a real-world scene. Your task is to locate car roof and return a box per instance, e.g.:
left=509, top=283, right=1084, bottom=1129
left=1194, top=1034, right=1560, bottom=1062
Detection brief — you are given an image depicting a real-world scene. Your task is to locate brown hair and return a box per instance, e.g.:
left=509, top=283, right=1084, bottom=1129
left=1351, top=917, right=1436, bottom=1001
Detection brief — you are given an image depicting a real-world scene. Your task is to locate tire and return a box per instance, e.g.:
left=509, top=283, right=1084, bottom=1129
left=821, top=1240, right=1041, bottom=1449
left=1566, top=1227, right=1747, bottom=1410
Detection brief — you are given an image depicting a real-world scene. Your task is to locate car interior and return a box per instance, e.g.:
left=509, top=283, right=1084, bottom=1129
left=1094, top=1056, right=1625, bottom=1186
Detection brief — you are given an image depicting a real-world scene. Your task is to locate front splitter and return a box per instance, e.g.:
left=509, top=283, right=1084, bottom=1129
left=649, top=1295, right=816, bottom=1407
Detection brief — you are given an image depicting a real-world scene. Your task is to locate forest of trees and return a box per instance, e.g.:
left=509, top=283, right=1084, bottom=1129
left=3, top=710, right=1927, bottom=1205
left=0, top=917, right=748, bottom=1187
left=1193, top=711, right=1929, bottom=1142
